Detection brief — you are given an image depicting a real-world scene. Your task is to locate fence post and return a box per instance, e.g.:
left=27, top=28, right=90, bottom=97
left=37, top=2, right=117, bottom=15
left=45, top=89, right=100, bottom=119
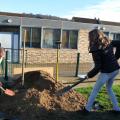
left=55, top=41, right=61, bottom=82
left=75, top=53, right=80, bottom=77
left=21, top=29, right=26, bottom=86
left=4, top=51, right=8, bottom=81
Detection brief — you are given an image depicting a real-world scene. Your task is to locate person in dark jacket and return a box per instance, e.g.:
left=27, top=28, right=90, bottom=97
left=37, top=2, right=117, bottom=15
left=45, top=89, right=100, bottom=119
left=79, top=29, right=120, bottom=112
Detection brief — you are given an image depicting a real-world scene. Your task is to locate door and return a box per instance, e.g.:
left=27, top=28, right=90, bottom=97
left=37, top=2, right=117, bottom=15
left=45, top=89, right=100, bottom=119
left=0, top=33, right=12, bottom=61
left=12, top=33, right=19, bottom=63
left=0, top=32, right=19, bottom=62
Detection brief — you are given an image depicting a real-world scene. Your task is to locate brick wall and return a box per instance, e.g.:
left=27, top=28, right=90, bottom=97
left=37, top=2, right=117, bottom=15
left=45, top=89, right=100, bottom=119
left=20, top=48, right=78, bottom=64
left=78, top=29, right=93, bottom=63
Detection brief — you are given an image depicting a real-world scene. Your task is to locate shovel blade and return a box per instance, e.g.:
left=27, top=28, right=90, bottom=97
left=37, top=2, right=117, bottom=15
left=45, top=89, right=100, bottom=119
left=56, top=86, right=71, bottom=96
left=4, top=89, right=15, bottom=96
left=56, top=78, right=87, bottom=96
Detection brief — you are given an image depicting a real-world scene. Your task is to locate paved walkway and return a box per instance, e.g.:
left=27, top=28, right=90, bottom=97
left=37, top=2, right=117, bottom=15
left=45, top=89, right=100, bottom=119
left=59, top=75, right=120, bottom=88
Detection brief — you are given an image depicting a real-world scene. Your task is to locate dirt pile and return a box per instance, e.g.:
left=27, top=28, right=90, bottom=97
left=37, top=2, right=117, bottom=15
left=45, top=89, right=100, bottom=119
left=0, top=71, right=87, bottom=120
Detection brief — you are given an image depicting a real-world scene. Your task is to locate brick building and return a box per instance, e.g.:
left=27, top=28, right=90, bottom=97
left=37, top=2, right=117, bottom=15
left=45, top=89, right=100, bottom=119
left=0, top=12, right=120, bottom=64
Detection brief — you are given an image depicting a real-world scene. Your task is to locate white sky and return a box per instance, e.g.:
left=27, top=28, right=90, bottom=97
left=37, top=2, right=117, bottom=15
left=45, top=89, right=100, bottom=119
left=0, top=0, right=120, bottom=22
left=63, top=0, right=120, bottom=22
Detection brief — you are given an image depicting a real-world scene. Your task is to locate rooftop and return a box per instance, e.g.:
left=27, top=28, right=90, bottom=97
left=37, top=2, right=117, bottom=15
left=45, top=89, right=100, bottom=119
left=0, top=11, right=120, bottom=26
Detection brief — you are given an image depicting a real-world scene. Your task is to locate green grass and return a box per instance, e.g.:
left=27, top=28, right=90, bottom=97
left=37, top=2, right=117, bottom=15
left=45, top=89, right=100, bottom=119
left=75, top=85, right=120, bottom=110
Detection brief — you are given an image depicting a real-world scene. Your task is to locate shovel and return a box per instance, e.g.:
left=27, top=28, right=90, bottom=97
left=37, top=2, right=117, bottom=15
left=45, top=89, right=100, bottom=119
left=0, top=83, right=15, bottom=96
left=56, top=77, right=87, bottom=96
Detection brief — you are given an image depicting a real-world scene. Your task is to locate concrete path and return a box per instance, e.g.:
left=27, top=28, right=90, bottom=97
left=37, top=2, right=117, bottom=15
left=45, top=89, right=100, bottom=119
left=59, top=75, right=120, bottom=88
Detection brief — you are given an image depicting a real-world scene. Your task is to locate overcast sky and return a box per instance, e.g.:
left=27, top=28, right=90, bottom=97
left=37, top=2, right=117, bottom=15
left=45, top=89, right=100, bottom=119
left=0, top=0, right=120, bottom=22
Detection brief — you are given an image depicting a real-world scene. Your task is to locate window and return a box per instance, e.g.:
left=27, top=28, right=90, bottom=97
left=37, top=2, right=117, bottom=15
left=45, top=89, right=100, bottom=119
left=104, top=32, right=109, bottom=37
left=0, top=26, right=19, bottom=32
left=113, top=34, right=120, bottom=41
left=32, top=28, right=41, bottom=48
left=62, top=30, right=78, bottom=49
left=42, top=28, right=60, bottom=48
left=62, top=30, right=69, bottom=48
left=22, top=27, right=78, bottom=49
left=69, top=31, right=78, bottom=49
left=109, top=33, right=114, bottom=40
left=22, top=27, right=31, bottom=47
left=103, top=32, right=120, bottom=41
left=22, top=27, right=41, bottom=48
left=109, top=33, right=120, bottom=41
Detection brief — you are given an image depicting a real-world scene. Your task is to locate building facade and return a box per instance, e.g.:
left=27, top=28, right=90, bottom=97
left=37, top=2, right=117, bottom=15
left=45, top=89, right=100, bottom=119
left=0, top=12, right=120, bottom=64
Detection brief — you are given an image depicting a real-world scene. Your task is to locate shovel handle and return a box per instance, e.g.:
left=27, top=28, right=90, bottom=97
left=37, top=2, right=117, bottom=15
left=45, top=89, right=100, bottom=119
left=69, top=77, right=87, bottom=88
left=0, top=86, right=5, bottom=92
left=63, top=78, right=86, bottom=92
left=0, top=82, right=4, bottom=91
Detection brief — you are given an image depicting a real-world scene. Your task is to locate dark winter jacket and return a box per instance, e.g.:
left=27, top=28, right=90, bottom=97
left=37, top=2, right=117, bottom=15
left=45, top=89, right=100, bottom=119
left=87, top=44, right=120, bottom=78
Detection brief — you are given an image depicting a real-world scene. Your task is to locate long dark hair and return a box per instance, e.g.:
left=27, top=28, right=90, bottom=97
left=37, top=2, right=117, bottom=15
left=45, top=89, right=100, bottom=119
left=88, top=29, right=111, bottom=51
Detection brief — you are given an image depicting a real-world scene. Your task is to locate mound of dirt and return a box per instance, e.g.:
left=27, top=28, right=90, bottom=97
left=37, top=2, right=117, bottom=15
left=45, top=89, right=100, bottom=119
left=0, top=71, right=87, bottom=120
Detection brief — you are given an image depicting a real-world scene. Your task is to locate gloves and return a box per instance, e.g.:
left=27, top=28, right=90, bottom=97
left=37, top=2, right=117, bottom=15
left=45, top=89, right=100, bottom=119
left=78, top=74, right=88, bottom=79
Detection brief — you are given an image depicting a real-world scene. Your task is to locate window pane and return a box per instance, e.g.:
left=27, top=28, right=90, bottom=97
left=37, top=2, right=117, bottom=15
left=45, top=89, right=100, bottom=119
left=113, top=34, right=116, bottom=40
left=115, top=34, right=120, bottom=40
left=42, top=28, right=60, bottom=48
left=104, top=32, right=109, bottom=37
left=109, top=33, right=114, bottom=40
left=110, top=33, right=120, bottom=41
left=62, top=30, right=69, bottom=48
left=32, top=28, right=41, bottom=48
left=43, top=29, right=53, bottom=48
left=22, top=27, right=31, bottom=47
left=0, top=26, right=19, bottom=32
left=62, top=30, right=78, bottom=49
left=69, top=30, right=78, bottom=49
left=53, top=29, right=60, bottom=48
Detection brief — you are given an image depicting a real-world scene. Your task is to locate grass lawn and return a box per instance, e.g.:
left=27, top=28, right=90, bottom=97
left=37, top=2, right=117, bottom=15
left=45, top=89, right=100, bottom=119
left=75, top=85, right=120, bottom=110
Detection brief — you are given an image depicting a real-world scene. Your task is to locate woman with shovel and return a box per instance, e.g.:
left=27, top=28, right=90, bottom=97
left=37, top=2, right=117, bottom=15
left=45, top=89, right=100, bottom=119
left=79, top=29, right=120, bottom=113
